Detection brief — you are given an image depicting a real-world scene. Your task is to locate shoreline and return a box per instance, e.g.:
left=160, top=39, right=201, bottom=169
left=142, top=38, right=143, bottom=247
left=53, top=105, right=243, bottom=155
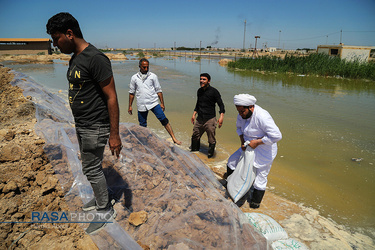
left=191, top=152, right=375, bottom=249
left=0, top=57, right=374, bottom=248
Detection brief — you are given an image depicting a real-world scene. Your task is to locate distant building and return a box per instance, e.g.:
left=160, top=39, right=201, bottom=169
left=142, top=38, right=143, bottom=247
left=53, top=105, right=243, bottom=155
left=0, top=38, right=52, bottom=55
left=317, top=44, right=373, bottom=62
left=267, top=47, right=277, bottom=52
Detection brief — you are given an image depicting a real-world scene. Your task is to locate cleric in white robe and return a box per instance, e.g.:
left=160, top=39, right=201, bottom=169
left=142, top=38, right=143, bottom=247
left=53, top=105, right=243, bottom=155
left=227, top=94, right=282, bottom=208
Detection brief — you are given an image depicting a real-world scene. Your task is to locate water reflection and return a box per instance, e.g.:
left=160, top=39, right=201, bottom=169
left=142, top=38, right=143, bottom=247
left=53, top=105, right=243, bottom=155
left=228, top=67, right=375, bottom=95
left=153, top=57, right=375, bottom=235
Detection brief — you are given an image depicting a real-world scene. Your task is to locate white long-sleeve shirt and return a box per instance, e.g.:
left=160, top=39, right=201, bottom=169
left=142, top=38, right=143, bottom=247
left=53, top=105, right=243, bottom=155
left=236, top=104, right=282, bottom=168
left=129, top=72, right=162, bottom=112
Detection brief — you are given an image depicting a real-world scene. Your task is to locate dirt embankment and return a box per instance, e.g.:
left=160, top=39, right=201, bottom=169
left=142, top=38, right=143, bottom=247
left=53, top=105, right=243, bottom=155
left=0, top=53, right=127, bottom=65
left=0, top=66, right=97, bottom=249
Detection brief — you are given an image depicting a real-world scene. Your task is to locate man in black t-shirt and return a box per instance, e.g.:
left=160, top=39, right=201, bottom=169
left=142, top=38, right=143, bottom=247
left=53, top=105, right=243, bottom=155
left=47, top=12, right=122, bottom=234
left=191, top=73, right=225, bottom=158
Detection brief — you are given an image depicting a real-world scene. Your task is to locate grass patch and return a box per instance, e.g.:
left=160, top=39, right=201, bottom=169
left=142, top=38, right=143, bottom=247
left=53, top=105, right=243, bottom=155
left=228, top=53, right=375, bottom=81
left=137, top=52, right=145, bottom=58
left=152, top=52, right=164, bottom=57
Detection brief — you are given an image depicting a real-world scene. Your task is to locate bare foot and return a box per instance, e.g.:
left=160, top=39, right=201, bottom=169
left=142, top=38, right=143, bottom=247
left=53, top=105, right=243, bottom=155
left=173, top=139, right=182, bottom=145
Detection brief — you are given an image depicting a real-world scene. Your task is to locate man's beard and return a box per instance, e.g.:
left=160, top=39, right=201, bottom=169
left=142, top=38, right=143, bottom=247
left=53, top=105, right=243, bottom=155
left=244, top=109, right=252, bottom=119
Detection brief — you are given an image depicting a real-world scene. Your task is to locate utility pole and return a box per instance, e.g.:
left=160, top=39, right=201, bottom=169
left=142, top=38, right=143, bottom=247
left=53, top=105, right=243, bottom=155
left=199, top=40, right=202, bottom=58
left=278, top=30, right=281, bottom=49
left=243, top=20, right=246, bottom=51
left=340, top=29, right=342, bottom=44
left=252, top=36, right=260, bottom=57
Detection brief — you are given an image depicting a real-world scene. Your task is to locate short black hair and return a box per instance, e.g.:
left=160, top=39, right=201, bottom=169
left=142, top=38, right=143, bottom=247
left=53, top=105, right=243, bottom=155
left=200, top=73, right=211, bottom=82
left=139, top=58, right=149, bottom=66
left=46, top=12, right=83, bottom=39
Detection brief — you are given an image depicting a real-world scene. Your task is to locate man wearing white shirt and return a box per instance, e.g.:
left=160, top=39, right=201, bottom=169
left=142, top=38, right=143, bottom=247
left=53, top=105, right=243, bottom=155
left=128, top=58, right=181, bottom=145
left=227, top=94, right=282, bottom=208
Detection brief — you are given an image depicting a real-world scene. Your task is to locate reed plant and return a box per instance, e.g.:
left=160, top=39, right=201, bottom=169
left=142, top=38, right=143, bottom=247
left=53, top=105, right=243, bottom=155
left=228, top=53, right=375, bottom=81
left=137, top=51, right=145, bottom=58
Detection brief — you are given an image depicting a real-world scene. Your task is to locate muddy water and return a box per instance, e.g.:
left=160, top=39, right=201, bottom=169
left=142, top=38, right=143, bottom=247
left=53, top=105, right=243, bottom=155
left=5, top=56, right=375, bottom=237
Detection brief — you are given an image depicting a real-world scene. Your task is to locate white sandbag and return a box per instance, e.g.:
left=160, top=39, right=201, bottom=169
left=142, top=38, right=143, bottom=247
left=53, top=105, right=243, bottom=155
left=245, top=213, right=289, bottom=243
left=271, top=239, right=309, bottom=250
left=227, top=141, right=256, bottom=203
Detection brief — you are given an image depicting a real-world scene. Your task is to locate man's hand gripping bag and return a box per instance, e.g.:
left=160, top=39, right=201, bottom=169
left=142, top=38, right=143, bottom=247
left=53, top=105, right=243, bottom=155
left=227, top=141, right=256, bottom=203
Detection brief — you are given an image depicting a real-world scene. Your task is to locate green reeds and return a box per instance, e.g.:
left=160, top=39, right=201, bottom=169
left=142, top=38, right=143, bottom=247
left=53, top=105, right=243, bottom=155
left=228, top=53, right=375, bottom=81
left=137, top=51, right=145, bottom=58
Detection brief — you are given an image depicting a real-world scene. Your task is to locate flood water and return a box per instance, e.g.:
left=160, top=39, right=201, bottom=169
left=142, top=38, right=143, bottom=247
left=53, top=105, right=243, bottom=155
left=4, top=56, right=375, bottom=237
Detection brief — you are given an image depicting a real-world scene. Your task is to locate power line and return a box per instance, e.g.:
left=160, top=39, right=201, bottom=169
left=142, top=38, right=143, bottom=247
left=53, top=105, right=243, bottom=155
left=261, top=30, right=375, bottom=42
left=263, top=32, right=339, bottom=42
left=343, top=31, right=375, bottom=33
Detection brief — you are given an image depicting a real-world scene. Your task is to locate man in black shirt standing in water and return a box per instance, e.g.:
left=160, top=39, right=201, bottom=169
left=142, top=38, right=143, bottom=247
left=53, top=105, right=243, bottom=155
left=191, top=73, right=225, bottom=158
left=47, top=12, right=122, bottom=234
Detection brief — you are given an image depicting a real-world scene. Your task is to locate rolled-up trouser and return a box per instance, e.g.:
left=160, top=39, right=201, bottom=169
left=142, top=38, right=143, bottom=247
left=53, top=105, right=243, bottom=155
left=76, top=123, right=110, bottom=210
left=192, top=117, right=217, bottom=145
left=137, top=104, right=169, bottom=127
left=227, top=147, right=272, bottom=191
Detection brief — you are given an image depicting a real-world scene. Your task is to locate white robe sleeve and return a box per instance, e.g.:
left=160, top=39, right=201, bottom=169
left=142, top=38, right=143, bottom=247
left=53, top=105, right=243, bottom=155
left=259, top=111, right=282, bottom=145
left=236, top=114, right=244, bottom=136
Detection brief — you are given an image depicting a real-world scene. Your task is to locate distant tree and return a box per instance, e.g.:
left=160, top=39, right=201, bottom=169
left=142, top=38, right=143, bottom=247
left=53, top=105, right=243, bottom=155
left=175, top=47, right=204, bottom=51
left=302, top=48, right=312, bottom=52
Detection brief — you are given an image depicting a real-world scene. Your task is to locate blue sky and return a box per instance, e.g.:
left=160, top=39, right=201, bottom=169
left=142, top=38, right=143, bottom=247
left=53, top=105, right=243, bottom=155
left=1, top=0, right=374, bottom=50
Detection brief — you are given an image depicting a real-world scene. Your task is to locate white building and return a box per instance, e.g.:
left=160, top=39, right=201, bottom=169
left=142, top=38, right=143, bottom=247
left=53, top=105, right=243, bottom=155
left=317, top=44, right=373, bottom=62
left=267, top=47, right=277, bottom=52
